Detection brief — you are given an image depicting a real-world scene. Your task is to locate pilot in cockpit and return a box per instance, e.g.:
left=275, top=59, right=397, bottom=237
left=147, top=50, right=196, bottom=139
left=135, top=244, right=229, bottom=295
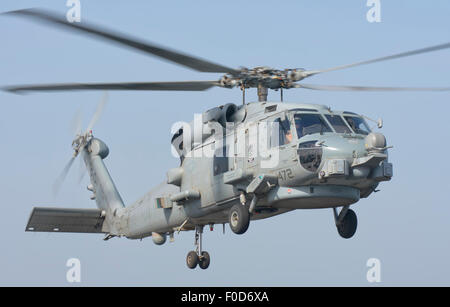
left=346, top=117, right=357, bottom=132
left=279, top=118, right=292, bottom=144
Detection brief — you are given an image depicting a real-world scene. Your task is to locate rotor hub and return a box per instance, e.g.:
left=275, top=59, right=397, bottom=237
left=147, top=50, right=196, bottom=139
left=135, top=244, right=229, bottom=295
left=71, top=131, right=93, bottom=157
left=219, top=67, right=306, bottom=91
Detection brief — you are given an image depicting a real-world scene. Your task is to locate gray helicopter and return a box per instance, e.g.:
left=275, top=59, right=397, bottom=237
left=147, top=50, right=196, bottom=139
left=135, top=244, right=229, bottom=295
left=3, top=9, right=450, bottom=270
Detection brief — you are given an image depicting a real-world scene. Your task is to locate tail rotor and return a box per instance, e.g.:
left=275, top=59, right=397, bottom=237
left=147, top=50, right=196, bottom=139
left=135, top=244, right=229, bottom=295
left=52, top=92, right=108, bottom=196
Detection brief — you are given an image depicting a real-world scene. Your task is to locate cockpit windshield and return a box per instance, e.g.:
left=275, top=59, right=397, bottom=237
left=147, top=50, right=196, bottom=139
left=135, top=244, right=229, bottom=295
left=344, top=116, right=371, bottom=135
left=325, top=115, right=352, bottom=134
left=294, top=114, right=332, bottom=139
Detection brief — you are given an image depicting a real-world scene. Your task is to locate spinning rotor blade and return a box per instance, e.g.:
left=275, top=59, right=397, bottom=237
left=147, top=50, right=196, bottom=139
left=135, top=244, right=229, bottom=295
left=4, top=9, right=238, bottom=74
left=77, top=156, right=86, bottom=184
left=4, top=81, right=219, bottom=93
left=52, top=156, right=76, bottom=196
left=303, top=42, right=450, bottom=77
left=53, top=92, right=108, bottom=195
left=70, top=108, right=83, bottom=137
left=295, top=83, right=450, bottom=92
left=87, top=91, right=108, bottom=132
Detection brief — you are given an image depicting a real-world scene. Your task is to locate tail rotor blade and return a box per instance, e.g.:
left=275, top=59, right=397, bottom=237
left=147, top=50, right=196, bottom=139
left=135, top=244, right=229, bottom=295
left=86, top=92, right=108, bottom=133
left=51, top=92, right=104, bottom=197
left=52, top=156, right=76, bottom=196
left=77, top=156, right=86, bottom=184
left=70, top=108, right=83, bottom=137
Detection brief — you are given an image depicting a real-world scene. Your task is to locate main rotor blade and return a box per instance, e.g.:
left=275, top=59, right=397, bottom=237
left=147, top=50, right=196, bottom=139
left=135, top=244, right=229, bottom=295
left=304, top=42, right=450, bottom=77
left=4, top=8, right=238, bottom=74
left=4, top=81, right=219, bottom=93
left=86, top=92, right=108, bottom=133
left=295, top=83, right=450, bottom=92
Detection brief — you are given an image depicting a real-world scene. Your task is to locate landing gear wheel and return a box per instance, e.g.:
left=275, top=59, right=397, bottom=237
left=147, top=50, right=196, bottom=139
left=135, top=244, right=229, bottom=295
left=337, top=209, right=357, bottom=239
left=186, top=251, right=198, bottom=269
left=229, top=204, right=250, bottom=234
left=198, top=251, right=210, bottom=270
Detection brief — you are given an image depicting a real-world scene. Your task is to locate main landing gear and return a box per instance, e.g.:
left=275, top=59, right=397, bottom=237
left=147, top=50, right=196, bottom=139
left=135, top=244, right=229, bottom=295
left=229, top=203, right=250, bottom=235
left=186, top=226, right=210, bottom=270
left=333, top=206, right=358, bottom=239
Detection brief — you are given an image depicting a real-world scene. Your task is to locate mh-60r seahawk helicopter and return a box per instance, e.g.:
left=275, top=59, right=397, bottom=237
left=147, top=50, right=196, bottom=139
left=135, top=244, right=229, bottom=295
left=3, top=9, right=450, bottom=270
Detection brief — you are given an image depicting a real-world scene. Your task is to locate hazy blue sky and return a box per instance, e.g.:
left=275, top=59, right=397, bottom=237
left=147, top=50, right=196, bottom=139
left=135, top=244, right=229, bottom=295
left=0, top=0, right=449, bottom=286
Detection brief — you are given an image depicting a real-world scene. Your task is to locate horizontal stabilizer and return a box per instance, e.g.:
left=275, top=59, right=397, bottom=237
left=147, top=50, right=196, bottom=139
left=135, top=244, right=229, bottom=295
left=26, top=207, right=107, bottom=233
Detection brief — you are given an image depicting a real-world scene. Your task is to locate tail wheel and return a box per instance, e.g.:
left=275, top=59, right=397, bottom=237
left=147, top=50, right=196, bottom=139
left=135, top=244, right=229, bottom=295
left=337, top=209, right=358, bottom=239
left=186, top=251, right=198, bottom=269
left=199, top=251, right=210, bottom=270
left=229, top=204, right=250, bottom=235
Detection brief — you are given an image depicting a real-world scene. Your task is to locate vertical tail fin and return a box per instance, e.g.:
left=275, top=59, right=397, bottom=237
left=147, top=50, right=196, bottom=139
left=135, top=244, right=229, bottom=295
left=82, top=137, right=124, bottom=211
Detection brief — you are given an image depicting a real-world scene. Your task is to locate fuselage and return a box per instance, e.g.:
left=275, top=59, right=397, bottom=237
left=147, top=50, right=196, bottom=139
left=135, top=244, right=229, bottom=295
left=120, top=101, right=393, bottom=239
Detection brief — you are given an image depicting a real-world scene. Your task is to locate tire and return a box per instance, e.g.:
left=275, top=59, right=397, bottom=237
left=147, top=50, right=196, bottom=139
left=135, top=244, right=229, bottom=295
left=229, top=204, right=250, bottom=235
left=198, top=251, right=210, bottom=270
left=186, top=251, right=198, bottom=269
left=337, top=209, right=358, bottom=239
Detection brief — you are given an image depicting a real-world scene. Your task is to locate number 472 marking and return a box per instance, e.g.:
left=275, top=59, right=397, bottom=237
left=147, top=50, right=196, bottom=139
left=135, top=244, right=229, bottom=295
left=278, top=169, right=293, bottom=181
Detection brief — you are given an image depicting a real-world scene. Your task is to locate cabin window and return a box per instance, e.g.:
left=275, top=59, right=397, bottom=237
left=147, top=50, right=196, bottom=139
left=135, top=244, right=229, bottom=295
left=294, top=114, right=332, bottom=139
left=213, top=146, right=229, bottom=176
left=344, top=116, right=371, bottom=135
left=325, top=115, right=352, bottom=133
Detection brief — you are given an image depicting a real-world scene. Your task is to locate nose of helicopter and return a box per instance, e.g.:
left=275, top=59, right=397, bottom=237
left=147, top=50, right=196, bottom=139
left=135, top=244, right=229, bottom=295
left=314, top=132, right=392, bottom=182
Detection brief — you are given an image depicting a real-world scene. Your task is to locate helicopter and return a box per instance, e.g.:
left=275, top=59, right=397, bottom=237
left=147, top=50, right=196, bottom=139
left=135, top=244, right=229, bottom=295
left=3, top=9, right=450, bottom=270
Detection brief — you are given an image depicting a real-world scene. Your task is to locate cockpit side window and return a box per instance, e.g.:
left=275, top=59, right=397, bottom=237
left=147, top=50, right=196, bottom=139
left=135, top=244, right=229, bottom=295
left=294, top=114, right=332, bottom=139
left=344, top=116, right=371, bottom=135
left=325, top=115, right=352, bottom=133
left=269, top=117, right=292, bottom=147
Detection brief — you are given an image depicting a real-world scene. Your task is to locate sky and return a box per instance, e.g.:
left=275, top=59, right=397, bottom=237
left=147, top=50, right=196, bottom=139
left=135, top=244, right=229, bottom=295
left=0, top=0, right=449, bottom=286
